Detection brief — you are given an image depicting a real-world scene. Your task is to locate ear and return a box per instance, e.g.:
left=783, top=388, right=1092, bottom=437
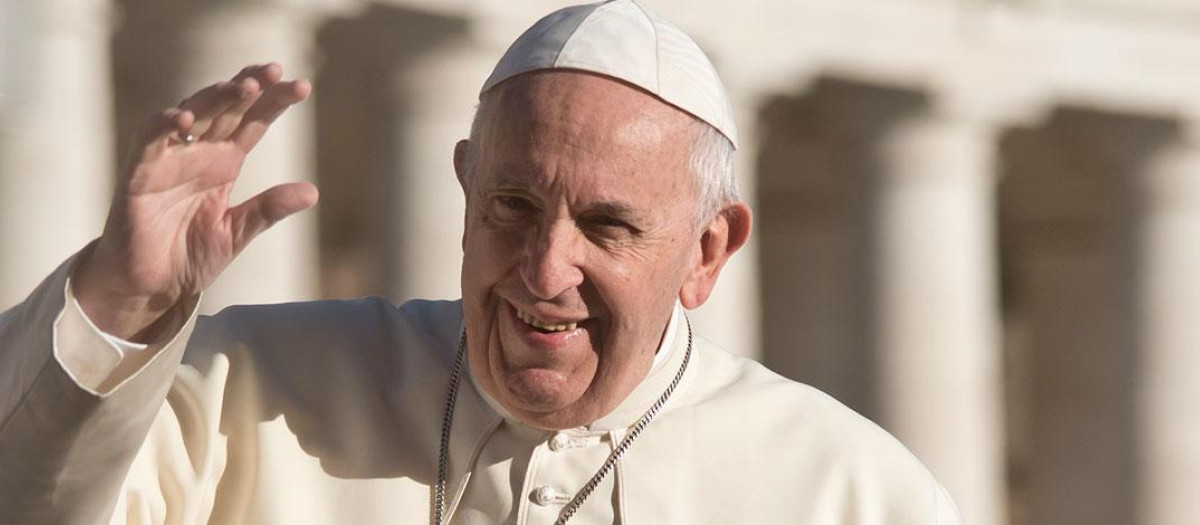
left=679, top=202, right=753, bottom=309
left=453, top=139, right=471, bottom=190
left=454, top=139, right=471, bottom=252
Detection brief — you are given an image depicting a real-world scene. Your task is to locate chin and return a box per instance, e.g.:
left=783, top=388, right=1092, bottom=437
left=501, top=368, right=583, bottom=413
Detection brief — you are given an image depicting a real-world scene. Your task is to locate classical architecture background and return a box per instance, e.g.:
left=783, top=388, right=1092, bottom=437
left=3, top=0, right=1200, bottom=524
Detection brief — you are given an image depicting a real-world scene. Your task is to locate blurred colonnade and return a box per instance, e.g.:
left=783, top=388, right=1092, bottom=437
left=2, top=0, right=1200, bottom=524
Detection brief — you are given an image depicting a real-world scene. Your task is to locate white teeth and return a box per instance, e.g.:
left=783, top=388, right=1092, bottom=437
left=516, top=308, right=578, bottom=332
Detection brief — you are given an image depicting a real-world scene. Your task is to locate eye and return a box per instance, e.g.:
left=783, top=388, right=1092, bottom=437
left=497, top=195, right=533, bottom=211
left=489, top=194, right=538, bottom=222
left=580, top=215, right=639, bottom=241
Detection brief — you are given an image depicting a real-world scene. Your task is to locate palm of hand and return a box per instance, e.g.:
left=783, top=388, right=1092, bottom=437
left=119, top=141, right=248, bottom=299
left=76, top=63, right=316, bottom=339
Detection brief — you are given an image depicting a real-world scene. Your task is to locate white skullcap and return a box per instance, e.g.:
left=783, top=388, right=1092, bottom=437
left=481, top=0, right=739, bottom=149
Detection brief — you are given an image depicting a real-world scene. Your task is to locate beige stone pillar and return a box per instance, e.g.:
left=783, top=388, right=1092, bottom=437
left=873, top=116, right=1006, bottom=525
left=1136, top=139, right=1200, bottom=525
left=0, top=0, right=114, bottom=309
left=388, top=40, right=493, bottom=302
left=175, top=3, right=322, bottom=312
left=1000, top=108, right=1169, bottom=525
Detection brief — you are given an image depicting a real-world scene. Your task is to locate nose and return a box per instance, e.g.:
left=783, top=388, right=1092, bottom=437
left=521, top=220, right=585, bottom=301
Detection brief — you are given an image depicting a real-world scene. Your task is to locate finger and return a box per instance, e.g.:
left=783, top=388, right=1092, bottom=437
left=202, top=63, right=288, bottom=142
left=200, top=76, right=262, bottom=142
left=230, top=79, right=311, bottom=151
left=232, top=63, right=284, bottom=89
left=168, top=63, right=280, bottom=142
left=227, top=182, right=319, bottom=254
left=133, top=107, right=194, bottom=160
left=178, top=81, right=246, bottom=138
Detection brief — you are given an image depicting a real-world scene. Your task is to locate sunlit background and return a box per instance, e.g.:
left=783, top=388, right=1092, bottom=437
left=3, top=0, right=1200, bottom=524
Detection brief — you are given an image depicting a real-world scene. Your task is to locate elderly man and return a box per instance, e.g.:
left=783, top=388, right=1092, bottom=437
left=0, top=1, right=961, bottom=523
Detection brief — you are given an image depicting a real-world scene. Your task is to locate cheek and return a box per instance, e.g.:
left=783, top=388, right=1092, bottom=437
left=590, top=257, right=678, bottom=343
left=463, top=221, right=525, bottom=286
left=604, top=240, right=690, bottom=304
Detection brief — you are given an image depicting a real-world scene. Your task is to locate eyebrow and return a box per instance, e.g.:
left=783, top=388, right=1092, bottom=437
left=487, top=173, right=644, bottom=221
left=489, top=173, right=534, bottom=192
left=586, top=201, right=638, bottom=219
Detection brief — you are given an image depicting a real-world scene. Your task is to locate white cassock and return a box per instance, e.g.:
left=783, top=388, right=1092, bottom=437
left=0, top=251, right=962, bottom=524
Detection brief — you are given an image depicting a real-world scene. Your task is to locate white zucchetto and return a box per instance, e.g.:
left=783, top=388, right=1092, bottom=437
left=481, top=0, right=739, bottom=149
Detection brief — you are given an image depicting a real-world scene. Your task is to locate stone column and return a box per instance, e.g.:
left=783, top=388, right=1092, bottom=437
left=873, top=116, right=1006, bottom=525
left=755, top=81, right=896, bottom=416
left=1136, top=139, right=1200, bottom=525
left=174, top=2, right=323, bottom=312
left=387, top=39, right=493, bottom=302
left=0, top=0, right=114, bottom=309
left=999, top=108, right=1173, bottom=525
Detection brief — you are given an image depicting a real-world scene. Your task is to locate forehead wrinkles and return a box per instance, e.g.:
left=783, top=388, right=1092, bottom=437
left=488, top=72, right=692, bottom=158
left=478, top=72, right=698, bottom=215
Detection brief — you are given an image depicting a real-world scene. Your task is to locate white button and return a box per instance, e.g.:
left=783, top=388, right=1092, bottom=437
left=549, top=432, right=571, bottom=451
left=532, top=485, right=558, bottom=506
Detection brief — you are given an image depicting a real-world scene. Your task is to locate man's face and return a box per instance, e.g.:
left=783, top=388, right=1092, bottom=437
left=458, top=72, right=701, bottom=430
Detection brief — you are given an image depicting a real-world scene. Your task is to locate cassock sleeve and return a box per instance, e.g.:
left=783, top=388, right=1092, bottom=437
left=56, top=284, right=155, bottom=395
left=0, top=248, right=199, bottom=524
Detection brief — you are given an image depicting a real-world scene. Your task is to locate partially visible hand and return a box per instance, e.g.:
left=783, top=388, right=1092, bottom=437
left=73, top=63, right=317, bottom=341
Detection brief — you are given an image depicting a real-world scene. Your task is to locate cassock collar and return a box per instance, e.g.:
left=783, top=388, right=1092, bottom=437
left=466, top=302, right=692, bottom=434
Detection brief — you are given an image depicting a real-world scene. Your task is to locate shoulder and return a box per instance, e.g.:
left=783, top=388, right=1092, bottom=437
left=675, top=338, right=960, bottom=522
left=182, top=297, right=465, bottom=388
left=683, top=340, right=918, bottom=463
left=684, top=338, right=874, bottom=438
left=174, top=298, right=466, bottom=476
left=189, top=297, right=460, bottom=352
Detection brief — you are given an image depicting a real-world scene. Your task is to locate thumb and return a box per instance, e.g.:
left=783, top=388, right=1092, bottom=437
left=227, top=182, right=319, bottom=254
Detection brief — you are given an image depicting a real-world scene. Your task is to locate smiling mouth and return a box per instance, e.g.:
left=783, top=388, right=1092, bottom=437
left=515, top=308, right=579, bottom=333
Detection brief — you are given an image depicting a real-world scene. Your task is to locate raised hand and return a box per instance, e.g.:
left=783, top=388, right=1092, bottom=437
left=73, top=64, right=317, bottom=341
